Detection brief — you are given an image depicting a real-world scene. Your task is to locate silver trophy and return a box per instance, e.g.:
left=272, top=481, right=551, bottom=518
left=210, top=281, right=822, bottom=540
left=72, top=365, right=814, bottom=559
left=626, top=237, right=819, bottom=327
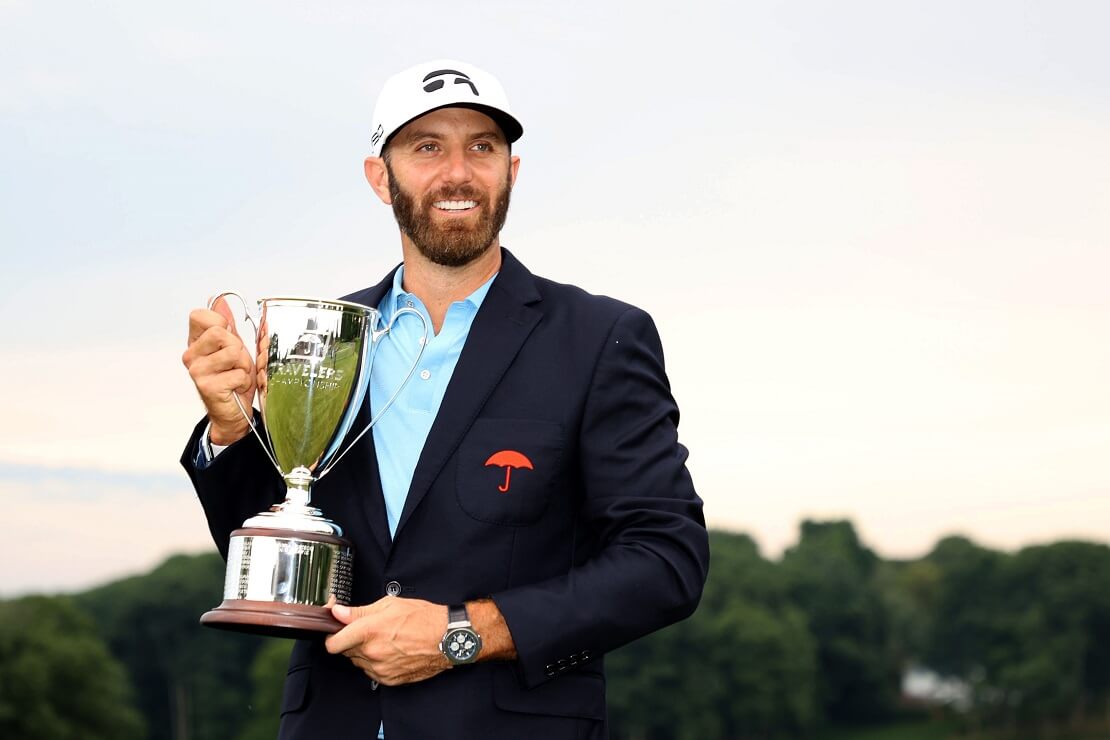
left=199, top=293, right=426, bottom=639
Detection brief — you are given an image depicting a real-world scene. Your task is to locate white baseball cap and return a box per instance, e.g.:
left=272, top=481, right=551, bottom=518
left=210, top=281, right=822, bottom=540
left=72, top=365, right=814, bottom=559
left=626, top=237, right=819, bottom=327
left=368, top=59, right=524, bottom=158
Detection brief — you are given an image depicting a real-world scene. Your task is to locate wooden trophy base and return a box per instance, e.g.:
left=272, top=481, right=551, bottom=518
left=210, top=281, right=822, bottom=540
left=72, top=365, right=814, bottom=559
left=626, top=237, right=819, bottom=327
left=201, top=599, right=344, bottom=640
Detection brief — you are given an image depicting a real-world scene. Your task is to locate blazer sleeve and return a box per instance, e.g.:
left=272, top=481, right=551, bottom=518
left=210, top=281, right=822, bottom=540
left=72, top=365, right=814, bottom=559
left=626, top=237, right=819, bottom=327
left=179, top=415, right=286, bottom=559
left=492, top=306, right=710, bottom=687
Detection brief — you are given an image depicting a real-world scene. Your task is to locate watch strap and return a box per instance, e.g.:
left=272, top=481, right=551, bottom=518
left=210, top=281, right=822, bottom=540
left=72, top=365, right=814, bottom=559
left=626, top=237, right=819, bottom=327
left=447, top=603, right=469, bottom=627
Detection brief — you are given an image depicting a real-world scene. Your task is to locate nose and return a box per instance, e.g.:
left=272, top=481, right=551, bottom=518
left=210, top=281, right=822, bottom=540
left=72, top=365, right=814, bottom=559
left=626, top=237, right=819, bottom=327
left=439, top=146, right=473, bottom=185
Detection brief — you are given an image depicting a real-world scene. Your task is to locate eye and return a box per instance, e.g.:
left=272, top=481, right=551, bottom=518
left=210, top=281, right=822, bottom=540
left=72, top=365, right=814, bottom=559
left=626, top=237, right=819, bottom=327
left=471, top=142, right=493, bottom=152
left=417, top=142, right=440, bottom=153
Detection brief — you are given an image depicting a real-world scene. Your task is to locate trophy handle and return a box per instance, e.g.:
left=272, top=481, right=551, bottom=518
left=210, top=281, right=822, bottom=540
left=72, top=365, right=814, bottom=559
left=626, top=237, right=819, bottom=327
left=319, top=306, right=429, bottom=477
left=206, top=291, right=284, bottom=476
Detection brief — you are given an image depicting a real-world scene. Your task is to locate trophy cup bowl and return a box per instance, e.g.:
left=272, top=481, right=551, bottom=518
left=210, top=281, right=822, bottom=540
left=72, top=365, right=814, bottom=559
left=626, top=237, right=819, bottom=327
left=200, top=295, right=425, bottom=639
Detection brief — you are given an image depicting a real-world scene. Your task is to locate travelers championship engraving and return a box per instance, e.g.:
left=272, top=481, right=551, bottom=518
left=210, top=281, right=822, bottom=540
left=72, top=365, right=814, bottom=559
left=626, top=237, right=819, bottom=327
left=259, top=307, right=364, bottom=473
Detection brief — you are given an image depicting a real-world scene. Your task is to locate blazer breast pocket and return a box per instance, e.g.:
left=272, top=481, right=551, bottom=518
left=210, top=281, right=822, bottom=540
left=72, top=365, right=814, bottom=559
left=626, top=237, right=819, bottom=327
left=456, top=418, right=565, bottom=526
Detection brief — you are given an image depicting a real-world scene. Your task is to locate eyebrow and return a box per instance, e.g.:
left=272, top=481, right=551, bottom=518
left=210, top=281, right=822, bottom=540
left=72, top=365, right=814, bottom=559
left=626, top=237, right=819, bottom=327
left=395, top=128, right=507, bottom=146
left=395, top=128, right=440, bottom=144
left=471, top=130, right=507, bottom=144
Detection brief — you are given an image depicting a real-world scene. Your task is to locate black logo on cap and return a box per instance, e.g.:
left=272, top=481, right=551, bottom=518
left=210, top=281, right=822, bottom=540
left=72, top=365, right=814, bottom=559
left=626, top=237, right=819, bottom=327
left=422, top=69, right=479, bottom=96
left=371, top=124, right=384, bottom=147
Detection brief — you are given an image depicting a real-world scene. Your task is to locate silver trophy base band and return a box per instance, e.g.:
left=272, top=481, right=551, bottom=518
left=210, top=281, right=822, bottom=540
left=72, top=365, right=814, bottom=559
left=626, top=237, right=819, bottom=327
left=201, top=527, right=353, bottom=639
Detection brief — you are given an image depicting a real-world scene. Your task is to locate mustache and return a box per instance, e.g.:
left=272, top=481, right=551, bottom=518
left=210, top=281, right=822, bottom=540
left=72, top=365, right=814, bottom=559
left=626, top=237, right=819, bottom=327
left=424, top=185, right=485, bottom=202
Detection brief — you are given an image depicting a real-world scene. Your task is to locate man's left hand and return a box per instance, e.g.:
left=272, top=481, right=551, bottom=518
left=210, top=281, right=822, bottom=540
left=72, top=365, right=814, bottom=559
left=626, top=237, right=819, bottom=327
left=325, top=598, right=450, bottom=686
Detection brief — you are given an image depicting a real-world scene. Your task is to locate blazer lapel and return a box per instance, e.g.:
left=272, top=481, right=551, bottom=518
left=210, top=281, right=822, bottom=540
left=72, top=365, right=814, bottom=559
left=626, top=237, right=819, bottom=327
left=393, top=249, right=543, bottom=539
left=336, top=266, right=400, bottom=554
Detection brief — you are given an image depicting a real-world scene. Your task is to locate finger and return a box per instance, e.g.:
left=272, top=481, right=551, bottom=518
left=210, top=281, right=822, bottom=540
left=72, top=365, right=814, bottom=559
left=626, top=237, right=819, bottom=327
left=188, top=308, right=230, bottom=346
left=208, top=296, right=237, bottom=334
left=325, top=620, right=370, bottom=655
left=332, top=597, right=394, bottom=623
left=194, top=367, right=253, bottom=402
left=256, top=334, right=270, bottom=368
left=187, top=323, right=247, bottom=367
left=187, top=346, right=254, bottom=399
left=323, top=597, right=399, bottom=654
left=189, top=328, right=244, bottom=362
left=187, top=324, right=248, bottom=362
left=184, top=334, right=251, bottom=378
left=332, top=603, right=357, bottom=624
left=237, top=344, right=257, bottom=391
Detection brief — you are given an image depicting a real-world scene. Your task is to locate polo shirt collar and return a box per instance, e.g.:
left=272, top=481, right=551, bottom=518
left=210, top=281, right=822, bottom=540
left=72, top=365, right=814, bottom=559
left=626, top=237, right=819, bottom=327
left=388, top=264, right=498, bottom=313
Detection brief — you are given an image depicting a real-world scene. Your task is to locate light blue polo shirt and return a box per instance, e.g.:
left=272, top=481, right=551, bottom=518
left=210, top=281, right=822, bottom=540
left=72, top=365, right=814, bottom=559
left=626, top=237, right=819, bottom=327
left=370, top=265, right=495, bottom=538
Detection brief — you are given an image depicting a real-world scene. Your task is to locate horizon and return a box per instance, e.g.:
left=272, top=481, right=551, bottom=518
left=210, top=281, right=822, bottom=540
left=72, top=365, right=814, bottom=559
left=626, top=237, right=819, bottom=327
left=0, top=460, right=1100, bottom=600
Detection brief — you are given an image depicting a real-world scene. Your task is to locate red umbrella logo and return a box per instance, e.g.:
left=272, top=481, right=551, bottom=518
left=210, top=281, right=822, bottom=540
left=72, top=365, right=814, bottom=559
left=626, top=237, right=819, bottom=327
left=484, top=450, right=534, bottom=493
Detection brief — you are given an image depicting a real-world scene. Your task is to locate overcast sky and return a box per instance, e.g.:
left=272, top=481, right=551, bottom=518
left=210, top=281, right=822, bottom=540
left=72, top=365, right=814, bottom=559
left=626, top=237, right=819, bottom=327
left=2, top=0, right=1108, bottom=596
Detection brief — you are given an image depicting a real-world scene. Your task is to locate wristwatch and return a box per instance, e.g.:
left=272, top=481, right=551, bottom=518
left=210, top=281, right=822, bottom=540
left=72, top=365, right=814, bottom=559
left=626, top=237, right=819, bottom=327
left=439, top=603, right=483, bottom=665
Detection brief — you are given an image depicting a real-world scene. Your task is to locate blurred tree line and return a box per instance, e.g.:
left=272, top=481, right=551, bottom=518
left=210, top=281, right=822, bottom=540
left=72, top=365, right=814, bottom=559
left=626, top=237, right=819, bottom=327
left=2, top=521, right=1109, bottom=739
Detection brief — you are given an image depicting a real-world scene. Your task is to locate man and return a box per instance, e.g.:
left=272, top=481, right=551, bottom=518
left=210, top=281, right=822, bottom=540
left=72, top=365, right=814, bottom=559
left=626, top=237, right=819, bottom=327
left=181, top=59, right=709, bottom=739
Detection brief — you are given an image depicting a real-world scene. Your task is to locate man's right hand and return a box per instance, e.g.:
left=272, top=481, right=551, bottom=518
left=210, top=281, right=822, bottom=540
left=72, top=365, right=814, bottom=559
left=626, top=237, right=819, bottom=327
left=182, top=297, right=256, bottom=446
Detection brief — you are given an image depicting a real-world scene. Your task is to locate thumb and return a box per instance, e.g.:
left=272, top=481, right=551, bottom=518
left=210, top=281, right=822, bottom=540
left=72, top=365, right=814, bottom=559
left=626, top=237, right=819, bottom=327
left=207, top=295, right=239, bottom=336
left=331, top=603, right=374, bottom=624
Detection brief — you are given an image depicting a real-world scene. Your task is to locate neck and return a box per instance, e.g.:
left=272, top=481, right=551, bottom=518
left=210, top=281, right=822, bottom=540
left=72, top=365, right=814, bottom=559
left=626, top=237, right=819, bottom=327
left=399, top=239, right=502, bottom=334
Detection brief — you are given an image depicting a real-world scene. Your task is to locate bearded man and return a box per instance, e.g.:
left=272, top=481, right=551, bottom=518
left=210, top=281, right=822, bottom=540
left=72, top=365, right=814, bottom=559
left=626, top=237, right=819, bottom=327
left=181, top=59, right=709, bottom=740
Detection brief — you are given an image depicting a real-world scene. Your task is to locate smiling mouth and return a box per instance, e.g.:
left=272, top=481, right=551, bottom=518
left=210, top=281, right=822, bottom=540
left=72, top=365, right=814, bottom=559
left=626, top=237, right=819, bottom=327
left=433, top=200, right=479, bottom=212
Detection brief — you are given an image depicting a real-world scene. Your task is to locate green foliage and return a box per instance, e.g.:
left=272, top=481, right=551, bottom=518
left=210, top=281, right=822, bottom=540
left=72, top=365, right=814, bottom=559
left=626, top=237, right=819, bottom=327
left=605, top=525, right=1110, bottom=738
left=73, top=552, right=272, bottom=740
left=5, top=523, right=1110, bottom=739
left=0, top=595, right=144, bottom=740
left=1005, top=541, right=1110, bottom=710
left=925, top=540, right=1110, bottom=728
left=923, top=536, right=1007, bottom=682
left=876, top=558, right=941, bottom=667
left=608, top=531, right=818, bottom=739
left=782, top=520, right=900, bottom=723
left=235, top=639, right=293, bottom=740
left=814, top=717, right=958, bottom=740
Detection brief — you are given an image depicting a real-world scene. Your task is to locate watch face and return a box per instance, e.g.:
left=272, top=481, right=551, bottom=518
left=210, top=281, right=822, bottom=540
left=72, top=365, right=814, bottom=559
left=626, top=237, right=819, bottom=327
left=443, top=628, right=480, bottom=663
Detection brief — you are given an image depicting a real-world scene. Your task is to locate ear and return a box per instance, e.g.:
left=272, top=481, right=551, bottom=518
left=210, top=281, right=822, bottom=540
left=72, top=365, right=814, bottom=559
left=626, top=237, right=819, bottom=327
left=364, top=157, right=392, bottom=205
left=508, top=154, right=521, bottom=189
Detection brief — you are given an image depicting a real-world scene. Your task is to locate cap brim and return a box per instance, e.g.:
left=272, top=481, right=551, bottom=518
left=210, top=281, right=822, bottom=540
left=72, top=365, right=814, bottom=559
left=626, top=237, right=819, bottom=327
left=382, top=102, right=523, bottom=155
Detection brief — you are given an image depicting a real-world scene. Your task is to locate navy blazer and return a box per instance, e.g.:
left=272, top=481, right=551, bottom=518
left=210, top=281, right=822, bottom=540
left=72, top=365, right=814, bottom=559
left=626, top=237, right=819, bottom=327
left=181, top=249, right=709, bottom=739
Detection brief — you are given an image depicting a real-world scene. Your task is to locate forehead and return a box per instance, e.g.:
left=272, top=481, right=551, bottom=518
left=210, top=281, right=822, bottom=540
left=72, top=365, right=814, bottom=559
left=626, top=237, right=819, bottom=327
left=391, top=107, right=505, bottom=144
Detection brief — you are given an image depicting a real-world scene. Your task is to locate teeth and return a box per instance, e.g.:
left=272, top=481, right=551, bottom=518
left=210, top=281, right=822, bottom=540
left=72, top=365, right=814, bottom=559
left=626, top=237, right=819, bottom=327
left=434, top=200, right=477, bottom=211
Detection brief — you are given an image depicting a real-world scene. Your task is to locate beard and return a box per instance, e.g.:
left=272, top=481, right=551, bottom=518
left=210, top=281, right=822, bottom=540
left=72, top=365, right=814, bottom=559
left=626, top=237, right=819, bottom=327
left=387, top=162, right=513, bottom=268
